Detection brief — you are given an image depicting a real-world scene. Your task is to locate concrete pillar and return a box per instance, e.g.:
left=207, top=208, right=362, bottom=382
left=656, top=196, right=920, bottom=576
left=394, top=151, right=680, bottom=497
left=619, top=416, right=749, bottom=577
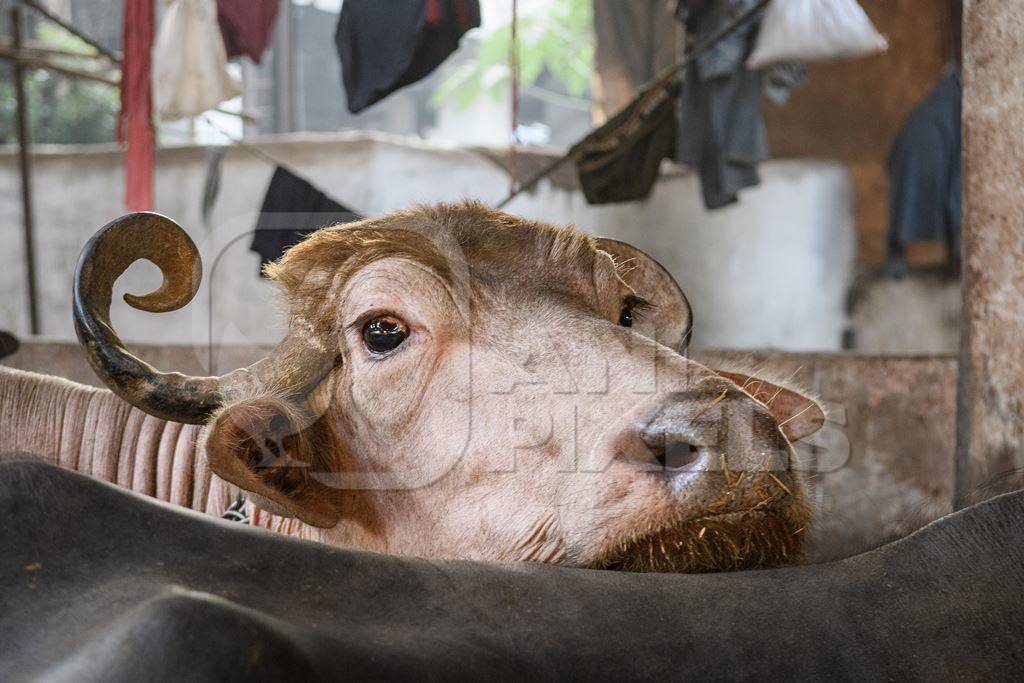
left=956, top=1, right=1024, bottom=506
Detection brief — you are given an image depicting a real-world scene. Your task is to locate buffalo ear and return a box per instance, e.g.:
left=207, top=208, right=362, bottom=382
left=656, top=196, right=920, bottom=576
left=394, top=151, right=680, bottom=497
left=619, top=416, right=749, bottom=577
left=594, top=238, right=692, bottom=351
left=204, top=398, right=340, bottom=527
left=716, top=370, right=825, bottom=443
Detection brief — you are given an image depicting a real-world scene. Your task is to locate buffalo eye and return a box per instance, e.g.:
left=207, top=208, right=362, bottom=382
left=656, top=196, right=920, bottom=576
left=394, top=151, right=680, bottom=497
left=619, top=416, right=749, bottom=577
left=619, top=295, right=650, bottom=328
left=619, top=305, right=633, bottom=328
left=362, top=316, right=409, bottom=354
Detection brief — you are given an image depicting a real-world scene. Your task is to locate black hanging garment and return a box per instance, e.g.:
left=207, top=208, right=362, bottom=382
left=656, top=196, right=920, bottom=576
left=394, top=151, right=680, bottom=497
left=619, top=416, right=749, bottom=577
left=250, top=166, right=362, bottom=274
left=573, top=72, right=680, bottom=205
left=885, top=67, right=962, bottom=277
left=0, top=330, right=18, bottom=360
left=336, top=0, right=481, bottom=114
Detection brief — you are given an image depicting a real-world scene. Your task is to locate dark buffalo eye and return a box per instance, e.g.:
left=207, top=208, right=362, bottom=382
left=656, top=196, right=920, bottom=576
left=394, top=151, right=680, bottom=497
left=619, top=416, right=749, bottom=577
left=619, top=295, right=650, bottom=328
left=362, top=316, right=409, bottom=354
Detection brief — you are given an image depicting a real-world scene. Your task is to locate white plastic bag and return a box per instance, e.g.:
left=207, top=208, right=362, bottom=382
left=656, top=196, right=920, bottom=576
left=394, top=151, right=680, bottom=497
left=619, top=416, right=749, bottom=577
left=153, top=0, right=241, bottom=120
left=746, top=0, right=888, bottom=69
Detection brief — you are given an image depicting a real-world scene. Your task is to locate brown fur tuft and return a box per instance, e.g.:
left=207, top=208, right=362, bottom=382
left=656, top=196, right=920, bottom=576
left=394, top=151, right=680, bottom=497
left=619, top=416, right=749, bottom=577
left=592, top=470, right=810, bottom=573
left=263, top=202, right=606, bottom=337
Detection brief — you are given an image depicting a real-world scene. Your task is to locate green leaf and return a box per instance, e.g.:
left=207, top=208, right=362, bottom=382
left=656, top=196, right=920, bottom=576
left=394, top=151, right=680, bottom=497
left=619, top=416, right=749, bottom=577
left=431, top=0, right=594, bottom=113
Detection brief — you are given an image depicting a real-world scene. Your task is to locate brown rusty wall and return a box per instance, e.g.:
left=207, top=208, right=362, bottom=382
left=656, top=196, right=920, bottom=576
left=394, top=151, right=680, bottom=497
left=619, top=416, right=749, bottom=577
left=955, top=0, right=1024, bottom=506
left=763, top=0, right=959, bottom=266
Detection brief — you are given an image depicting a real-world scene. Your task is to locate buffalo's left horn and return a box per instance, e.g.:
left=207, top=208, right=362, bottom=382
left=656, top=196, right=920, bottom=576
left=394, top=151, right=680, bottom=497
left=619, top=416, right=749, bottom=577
left=73, top=212, right=337, bottom=424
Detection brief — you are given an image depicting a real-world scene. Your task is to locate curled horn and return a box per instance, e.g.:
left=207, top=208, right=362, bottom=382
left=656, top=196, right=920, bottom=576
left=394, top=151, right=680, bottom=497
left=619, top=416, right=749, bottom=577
left=73, top=212, right=338, bottom=424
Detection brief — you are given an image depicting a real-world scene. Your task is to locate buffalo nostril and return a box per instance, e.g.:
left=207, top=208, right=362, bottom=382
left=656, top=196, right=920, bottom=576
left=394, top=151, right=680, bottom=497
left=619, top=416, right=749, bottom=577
left=655, top=442, right=701, bottom=470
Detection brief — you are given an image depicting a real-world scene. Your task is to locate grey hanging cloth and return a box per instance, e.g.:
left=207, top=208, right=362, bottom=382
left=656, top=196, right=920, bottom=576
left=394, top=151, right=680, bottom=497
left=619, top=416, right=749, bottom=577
left=573, top=72, right=680, bottom=205
left=250, top=166, right=363, bottom=275
left=675, top=0, right=766, bottom=209
left=674, top=0, right=803, bottom=210
left=885, top=67, right=962, bottom=277
left=336, top=0, right=480, bottom=114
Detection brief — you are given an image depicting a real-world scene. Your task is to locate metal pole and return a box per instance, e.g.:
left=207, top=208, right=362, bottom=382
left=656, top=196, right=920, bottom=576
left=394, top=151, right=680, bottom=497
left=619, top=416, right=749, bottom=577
left=0, top=38, right=109, bottom=61
left=11, top=5, right=41, bottom=335
left=274, top=1, right=296, bottom=133
left=0, top=46, right=119, bottom=85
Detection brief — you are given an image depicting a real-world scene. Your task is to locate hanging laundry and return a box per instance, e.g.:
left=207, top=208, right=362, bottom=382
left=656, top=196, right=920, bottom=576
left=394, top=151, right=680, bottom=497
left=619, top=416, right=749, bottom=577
left=153, top=0, right=241, bottom=121
left=746, top=0, right=888, bottom=69
left=118, top=0, right=155, bottom=211
left=592, top=0, right=677, bottom=116
left=336, top=0, right=481, bottom=114
left=251, top=166, right=363, bottom=274
left=573, top=73, right=679, bottom=205
left=885, top=67, right=962, bottom=277
left=216, top=0, right=279, bottom=64
left=674, top=0, right=803, bottom=210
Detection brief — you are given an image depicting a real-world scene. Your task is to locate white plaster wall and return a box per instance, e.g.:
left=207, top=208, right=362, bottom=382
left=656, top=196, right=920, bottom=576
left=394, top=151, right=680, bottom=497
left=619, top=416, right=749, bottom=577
left=0, top=133, right=854, bottom=370
left=849, top=272, right=960, bottom=354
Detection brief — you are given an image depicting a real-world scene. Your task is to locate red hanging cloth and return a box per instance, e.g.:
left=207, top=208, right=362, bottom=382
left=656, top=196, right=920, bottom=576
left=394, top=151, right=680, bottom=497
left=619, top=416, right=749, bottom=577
left=425, top=0, right=442, bottom=26
left=216, top=0, right=280, bottom=64
left=118, top=0, right=155, bottom=211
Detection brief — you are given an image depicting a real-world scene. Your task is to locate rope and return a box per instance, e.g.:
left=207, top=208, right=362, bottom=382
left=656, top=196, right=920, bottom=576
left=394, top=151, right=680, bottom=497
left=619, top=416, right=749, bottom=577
left=199, top=113, right=292, bottom=170
left=508, top=0, right=520, bottom=195
left=494, top=0, right=772, bottom=211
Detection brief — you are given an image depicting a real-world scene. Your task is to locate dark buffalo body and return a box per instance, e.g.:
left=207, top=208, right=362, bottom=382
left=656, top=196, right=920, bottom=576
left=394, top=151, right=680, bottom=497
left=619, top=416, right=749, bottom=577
left=0, top=460, right=1022, bottom=681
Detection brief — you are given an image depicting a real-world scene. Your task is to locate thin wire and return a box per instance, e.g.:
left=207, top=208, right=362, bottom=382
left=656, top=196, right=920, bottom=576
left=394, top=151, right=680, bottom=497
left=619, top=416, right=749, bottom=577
left=196, top=114, right=286, bottom=375
left=22, top=0, right=122, bottom=64
left=199, top=113, right=290, bottom=170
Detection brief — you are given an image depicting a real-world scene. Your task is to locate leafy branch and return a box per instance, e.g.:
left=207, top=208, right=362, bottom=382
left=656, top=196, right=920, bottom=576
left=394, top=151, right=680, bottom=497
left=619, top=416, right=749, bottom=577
left=431, top=0, right=593, bottom=111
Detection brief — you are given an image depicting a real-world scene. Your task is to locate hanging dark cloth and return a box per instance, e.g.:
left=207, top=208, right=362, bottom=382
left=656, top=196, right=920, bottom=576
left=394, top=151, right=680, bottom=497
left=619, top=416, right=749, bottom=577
left=575, top=0, right=801, bottom=208
left=335, top=0, right=480, bottom=114
left=250, top=166, right=362, bottom=274
left=885, top=67, right=963, bottom=277
left=216, top=0, right=279, bottom=64
left=201, top=146, right=227, bottom=229
left=0, top=330, right=18, bottom=360
left=674, top=0, right=802, bottom=210
left=675, top=0, right=766, bottom=210
left=573, top=72, right=679, bottom=205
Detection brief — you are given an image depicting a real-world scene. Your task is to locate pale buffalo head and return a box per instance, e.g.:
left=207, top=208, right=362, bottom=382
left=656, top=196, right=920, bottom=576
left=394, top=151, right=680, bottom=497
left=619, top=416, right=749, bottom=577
left=74, top=203, right=824, bottom=572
